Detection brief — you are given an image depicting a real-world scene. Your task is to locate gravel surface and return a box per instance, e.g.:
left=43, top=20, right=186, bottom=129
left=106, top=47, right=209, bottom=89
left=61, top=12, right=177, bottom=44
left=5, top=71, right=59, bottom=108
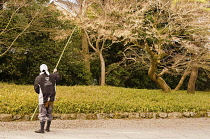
left=1, top=118, right=210, bottom=132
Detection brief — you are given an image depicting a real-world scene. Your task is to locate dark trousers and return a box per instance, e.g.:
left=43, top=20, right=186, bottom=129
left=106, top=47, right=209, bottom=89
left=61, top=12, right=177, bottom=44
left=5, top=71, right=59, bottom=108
left=38, top=101, right=53, bottom=122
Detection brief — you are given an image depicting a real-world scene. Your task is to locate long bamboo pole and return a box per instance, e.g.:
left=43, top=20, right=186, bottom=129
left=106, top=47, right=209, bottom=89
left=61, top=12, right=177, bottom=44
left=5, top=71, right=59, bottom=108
left=30, top=27, right=76, bottom=121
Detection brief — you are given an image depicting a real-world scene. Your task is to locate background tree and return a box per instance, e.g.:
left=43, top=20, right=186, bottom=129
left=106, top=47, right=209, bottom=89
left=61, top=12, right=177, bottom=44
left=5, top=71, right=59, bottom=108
left=1, top=0, right=210, bottom=91
left=55, top=0, right=142, bottom=85
left=170, top=0, right=210, bottom=93
left=0, top=0, right=92, bottom=85
left=122, top=0, right=210, bottom=93
left=52, top=0, right=210, bottom=89
left=0, top=0, right=45, bottom=82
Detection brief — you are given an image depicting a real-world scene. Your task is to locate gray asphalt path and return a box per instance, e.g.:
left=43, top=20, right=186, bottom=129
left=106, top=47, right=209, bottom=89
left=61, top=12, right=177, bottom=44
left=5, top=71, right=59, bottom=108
left=0, top=118, right=210, bottom=139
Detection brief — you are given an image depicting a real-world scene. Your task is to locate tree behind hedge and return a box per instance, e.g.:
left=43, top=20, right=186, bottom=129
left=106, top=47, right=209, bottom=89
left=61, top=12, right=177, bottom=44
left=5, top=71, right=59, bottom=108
left=0, top=1, right=92, bottom=85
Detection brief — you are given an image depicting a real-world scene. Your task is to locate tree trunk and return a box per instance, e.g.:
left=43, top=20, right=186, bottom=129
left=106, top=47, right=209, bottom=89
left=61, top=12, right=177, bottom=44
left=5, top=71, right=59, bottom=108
left=148, top=60, right=171, bottom=93
left=82, top=29, right=90, bottom=72
left=99, top=51, right=106, bottom=86
left=174, top=68, right=191, bottom=91
left=187, top=66, right=198, bottom=94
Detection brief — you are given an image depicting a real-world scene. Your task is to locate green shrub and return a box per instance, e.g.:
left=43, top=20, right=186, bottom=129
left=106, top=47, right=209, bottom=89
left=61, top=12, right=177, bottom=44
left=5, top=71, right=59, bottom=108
left=0, top=82, right=210, bottom=115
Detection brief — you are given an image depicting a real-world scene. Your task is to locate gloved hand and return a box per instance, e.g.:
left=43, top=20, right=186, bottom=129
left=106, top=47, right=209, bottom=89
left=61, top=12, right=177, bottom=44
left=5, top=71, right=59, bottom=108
left=53, top=69, right=57, bottom=73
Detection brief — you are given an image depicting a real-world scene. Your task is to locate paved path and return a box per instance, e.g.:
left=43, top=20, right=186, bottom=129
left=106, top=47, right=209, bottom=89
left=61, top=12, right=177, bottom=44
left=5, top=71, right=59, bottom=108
left=1, top=118, right=210, bottom=139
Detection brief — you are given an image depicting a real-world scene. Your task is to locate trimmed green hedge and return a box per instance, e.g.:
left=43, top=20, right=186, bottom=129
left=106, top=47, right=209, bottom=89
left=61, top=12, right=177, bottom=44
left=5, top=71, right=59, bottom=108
left=0, top=82, right=210, bottom=115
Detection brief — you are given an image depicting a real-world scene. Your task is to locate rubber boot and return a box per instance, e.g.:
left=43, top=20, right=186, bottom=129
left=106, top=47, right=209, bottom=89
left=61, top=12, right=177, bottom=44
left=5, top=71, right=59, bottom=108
left=35, top=121, right=45, bottom=133
left=45, top=121, right=51, bottom=132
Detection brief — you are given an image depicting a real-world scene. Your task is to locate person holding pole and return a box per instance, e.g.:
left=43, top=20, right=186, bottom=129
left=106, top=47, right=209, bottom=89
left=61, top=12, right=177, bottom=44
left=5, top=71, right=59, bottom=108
left=34, top=64, right=60, bottom=133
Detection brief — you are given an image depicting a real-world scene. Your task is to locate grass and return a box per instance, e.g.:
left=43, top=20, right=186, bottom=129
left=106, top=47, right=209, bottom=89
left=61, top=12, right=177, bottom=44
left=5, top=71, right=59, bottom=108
left=0, top=82, right=210, bottom=115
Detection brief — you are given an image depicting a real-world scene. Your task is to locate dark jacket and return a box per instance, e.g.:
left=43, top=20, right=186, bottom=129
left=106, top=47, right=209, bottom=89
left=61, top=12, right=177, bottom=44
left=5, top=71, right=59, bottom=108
left=34, top=72, right=60, bottom=105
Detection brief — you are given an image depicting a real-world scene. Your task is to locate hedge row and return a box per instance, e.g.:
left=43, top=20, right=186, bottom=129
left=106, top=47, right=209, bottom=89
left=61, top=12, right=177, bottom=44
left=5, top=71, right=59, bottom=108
left=1, top=83, right=210, bottom=116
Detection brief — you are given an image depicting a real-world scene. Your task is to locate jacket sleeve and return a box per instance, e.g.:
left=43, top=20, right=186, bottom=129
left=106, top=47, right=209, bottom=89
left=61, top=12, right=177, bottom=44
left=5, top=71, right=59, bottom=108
left=34, top=76, right=40, bottom=94
left=54, top=72, right=61, bottom=82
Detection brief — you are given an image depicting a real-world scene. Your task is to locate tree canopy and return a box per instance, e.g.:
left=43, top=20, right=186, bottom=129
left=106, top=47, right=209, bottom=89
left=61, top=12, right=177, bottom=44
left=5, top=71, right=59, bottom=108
left=0, top=0, right=210, bottom=92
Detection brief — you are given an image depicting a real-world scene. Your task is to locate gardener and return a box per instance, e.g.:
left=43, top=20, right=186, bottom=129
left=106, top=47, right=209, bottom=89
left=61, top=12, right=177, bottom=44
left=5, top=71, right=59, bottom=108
left=34, top=64, right=60, bottom=133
